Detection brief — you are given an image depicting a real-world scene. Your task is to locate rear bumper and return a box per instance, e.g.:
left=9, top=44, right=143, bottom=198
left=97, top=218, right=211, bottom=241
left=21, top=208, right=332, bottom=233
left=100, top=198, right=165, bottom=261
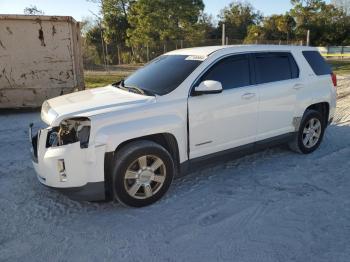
left=30, top=126, right=107, bottom=201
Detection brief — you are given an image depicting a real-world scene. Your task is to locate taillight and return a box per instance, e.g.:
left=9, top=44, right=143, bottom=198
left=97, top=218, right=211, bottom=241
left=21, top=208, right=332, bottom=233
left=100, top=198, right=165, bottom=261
left=331, top=73, right=337, bottom=88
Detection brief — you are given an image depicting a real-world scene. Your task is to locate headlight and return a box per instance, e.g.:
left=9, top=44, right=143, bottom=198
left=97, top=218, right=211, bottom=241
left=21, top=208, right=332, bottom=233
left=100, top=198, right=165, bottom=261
left=55, top=117, right=91, bottom=148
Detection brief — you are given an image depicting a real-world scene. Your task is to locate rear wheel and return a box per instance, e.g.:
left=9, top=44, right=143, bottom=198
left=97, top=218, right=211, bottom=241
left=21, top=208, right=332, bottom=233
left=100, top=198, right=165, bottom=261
left=289, top=110, right=325, bottom=154
left=112, top=140, right=175, bottom=207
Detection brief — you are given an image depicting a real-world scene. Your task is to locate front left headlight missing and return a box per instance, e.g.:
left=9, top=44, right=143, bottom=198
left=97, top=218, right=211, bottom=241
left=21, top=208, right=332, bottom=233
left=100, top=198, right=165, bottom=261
left=48, top=117, right=91, bottom=148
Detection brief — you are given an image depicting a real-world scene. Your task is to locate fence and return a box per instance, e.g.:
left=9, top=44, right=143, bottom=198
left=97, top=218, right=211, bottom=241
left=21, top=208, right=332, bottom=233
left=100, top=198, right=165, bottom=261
left=317, top=46, right=350, bottom=59
left=82, top=38, right=350, bottom=71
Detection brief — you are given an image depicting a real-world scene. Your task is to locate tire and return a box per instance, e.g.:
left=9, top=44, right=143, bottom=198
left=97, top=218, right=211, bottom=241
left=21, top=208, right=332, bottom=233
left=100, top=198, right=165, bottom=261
left=112, top=140, right=175, bottom=207
left=289, top=109, right=325, bottom=154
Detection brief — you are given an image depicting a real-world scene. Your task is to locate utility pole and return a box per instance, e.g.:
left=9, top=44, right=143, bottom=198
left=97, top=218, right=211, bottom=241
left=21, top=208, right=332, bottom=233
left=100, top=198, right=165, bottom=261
left=146, top=44, right=149, bottom=62
left=222, top=23, right=225, bottom=46
left=306, top=30, right=310, bottom=46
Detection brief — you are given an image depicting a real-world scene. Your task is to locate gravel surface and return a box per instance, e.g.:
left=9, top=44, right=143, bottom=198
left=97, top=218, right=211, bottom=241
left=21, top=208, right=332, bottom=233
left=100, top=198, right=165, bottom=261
left=1, top=78, right=350, bottom=262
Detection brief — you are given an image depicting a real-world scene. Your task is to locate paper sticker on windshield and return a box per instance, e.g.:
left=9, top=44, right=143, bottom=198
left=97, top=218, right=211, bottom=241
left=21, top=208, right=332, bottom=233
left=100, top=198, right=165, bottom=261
left=186, top=55, right=207, bottom=61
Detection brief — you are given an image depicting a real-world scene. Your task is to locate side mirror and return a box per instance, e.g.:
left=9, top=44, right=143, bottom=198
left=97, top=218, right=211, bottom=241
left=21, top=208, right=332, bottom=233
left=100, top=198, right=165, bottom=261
left=193, top=80, right=223, bottom=95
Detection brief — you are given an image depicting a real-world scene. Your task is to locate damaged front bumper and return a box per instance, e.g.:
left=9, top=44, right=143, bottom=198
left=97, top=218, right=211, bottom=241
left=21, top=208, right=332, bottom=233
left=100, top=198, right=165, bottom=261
left=29, top=124, right=107, bottom=201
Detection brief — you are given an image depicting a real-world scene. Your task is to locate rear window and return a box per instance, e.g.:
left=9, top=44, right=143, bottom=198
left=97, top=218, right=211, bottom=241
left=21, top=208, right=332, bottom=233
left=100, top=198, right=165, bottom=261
left=254, top=52, right=299, bottom=84
left=302, top=51, right=332, bottom=75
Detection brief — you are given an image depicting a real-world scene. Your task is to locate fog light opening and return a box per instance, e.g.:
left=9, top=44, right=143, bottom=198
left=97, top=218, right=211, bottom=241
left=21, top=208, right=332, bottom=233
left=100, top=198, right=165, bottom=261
left=57, top=159, right=67, bottom=182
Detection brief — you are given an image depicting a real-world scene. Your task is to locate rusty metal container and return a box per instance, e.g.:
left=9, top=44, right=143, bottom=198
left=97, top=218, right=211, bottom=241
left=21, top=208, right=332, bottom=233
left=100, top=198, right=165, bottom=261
left=0, top=15, right=84, bottom=108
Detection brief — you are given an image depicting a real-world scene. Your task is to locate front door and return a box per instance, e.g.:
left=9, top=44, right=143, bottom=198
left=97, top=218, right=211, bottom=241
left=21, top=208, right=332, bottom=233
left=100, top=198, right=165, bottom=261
left=188, top=54, right=259, bottom=159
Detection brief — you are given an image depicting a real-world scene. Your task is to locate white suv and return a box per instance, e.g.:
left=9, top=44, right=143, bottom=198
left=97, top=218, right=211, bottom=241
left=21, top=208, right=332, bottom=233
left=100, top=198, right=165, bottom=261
left=30, top=45, right=337, bottom=207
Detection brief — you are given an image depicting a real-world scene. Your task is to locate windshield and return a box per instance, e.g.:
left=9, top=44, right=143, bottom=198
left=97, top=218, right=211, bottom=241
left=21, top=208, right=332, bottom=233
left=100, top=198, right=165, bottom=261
left=123, top=55, right=203, bottom=95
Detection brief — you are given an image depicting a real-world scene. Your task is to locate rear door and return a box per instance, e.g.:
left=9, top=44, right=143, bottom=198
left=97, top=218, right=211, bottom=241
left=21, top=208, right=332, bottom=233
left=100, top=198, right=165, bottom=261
left=253, top=52, right=301, bottom=141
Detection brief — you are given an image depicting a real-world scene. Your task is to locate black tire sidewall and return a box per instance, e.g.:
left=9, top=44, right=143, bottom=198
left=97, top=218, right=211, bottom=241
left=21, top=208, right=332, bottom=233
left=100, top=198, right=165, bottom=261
left=113, top=142, right=174, bottom=207
left=297, top=110, right=325, bottom=154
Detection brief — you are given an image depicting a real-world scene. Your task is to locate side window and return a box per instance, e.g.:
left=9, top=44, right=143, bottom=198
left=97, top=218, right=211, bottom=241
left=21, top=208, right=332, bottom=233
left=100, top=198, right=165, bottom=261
left=200, top=54, right=250, bottom=90
left=302, top=51, right=332, bottom=75
left=254, top=52, right=298, bottom=84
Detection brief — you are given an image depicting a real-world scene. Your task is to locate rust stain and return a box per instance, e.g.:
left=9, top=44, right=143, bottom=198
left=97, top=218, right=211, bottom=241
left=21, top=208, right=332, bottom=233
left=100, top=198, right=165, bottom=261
left=2, top=68, right=14, bottom=88
left=38, top=28, right=46, bottom=46
left=49, top=77, right=67, bottom=84
left=35, top=19, right=46, bottom=47
left=0, top=91, right=11, bottom=102
left=52, top=25, right=57, bottom=36
left=6, top=26, right=13, bottom=35
left=0, top=40, right=6, bottom=49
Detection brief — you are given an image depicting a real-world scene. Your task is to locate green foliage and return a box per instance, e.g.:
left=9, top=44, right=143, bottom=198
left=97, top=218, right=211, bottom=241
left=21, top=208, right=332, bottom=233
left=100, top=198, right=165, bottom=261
left=290, top=0, right=350, bottom=45
left=219, top=1, right=262, bottom=39
left=83, top=0, right=350, bottom=65
left=245, top=14, right=296, bottom=43
left=85, top=25, right=105, bottom=64
left=127, top=0, right=205, bottom=47
left=101, top=0, right=133, bottom=45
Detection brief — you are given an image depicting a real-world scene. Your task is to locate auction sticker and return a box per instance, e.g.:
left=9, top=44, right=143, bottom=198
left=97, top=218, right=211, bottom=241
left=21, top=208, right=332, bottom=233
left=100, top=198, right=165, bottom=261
left=185, top=55, right=207, bottom=61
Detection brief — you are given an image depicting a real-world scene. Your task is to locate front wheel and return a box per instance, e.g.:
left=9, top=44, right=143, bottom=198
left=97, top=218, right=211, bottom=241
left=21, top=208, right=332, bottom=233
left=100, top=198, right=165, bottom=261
left=289, top=110, right=325, bottom=154
left=112, top=140, right=175, bottom=207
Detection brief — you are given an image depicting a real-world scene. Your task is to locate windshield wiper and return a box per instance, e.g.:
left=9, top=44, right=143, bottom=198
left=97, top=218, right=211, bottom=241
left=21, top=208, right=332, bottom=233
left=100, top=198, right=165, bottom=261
left=114, top=80, right=155, bottom=96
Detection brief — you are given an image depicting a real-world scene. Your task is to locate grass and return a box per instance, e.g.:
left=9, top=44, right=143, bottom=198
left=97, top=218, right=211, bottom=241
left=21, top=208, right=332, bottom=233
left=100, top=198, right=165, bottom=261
left=327, top=59, right=350, bottom=75
left=84, top=64, right=142, bottom=89
left=84, top=71, right=131, bottom=89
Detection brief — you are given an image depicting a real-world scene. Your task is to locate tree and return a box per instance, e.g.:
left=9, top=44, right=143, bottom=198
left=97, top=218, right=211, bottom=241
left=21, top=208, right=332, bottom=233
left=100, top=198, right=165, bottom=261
left=290, top=0, right=350, bottom=45
left=100, top=0, right=134, bottom=46
left=245, top=14, right=295, bottom=43
left=24, top=5, right=44, bottom=15
left=85, top=24, right=105, bottom=64
left=86, top=0, right=134, bottom=64
left=198, top=13, right=218, bottom=40
left=218, top=1, right=262, bottom=40
left=127, top=0, right=205, bottom=47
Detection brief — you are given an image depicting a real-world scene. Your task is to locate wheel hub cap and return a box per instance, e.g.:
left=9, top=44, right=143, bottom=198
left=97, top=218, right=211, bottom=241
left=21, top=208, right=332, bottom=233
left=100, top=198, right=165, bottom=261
left=138, top=169, right=153, bottom=184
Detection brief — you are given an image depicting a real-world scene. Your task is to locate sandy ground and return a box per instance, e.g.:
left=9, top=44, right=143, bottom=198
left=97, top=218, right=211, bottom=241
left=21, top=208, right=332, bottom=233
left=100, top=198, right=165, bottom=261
left=1, top=78, right=350, bottom=262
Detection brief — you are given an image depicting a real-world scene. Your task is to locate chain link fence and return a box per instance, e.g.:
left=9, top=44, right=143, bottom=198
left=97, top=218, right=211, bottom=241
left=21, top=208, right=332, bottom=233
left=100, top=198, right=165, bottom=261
left=82, top=37, right=350, bottom=71
left=82, top=38, right=306, bottom=70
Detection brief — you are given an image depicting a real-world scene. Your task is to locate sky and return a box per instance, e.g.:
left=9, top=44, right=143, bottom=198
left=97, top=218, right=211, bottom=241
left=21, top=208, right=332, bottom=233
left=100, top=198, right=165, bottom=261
left=0, top=0, right=298, bottom=21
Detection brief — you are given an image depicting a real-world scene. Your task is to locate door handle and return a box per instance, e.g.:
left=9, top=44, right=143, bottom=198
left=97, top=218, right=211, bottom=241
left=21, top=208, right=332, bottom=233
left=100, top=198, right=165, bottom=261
left=293, top=83, right=304, bottom=90
left=242, top=93, right=256, bottom=100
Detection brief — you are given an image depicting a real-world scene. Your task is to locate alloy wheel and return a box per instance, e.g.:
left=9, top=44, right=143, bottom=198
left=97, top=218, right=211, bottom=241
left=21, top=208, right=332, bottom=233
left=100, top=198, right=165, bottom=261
left=124, top=155, right=166, bottom=199
left=302, top=118, right=322, bottom=148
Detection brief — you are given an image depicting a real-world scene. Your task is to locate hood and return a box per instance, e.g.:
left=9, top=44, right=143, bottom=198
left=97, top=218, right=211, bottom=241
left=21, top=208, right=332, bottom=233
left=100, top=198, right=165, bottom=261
left=42, top=85, right=155, bottom=125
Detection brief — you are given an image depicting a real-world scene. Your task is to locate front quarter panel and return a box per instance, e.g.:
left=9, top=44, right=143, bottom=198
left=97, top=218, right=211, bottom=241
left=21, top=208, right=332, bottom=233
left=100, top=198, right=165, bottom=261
left=90, top=98, right=188, bottom=163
